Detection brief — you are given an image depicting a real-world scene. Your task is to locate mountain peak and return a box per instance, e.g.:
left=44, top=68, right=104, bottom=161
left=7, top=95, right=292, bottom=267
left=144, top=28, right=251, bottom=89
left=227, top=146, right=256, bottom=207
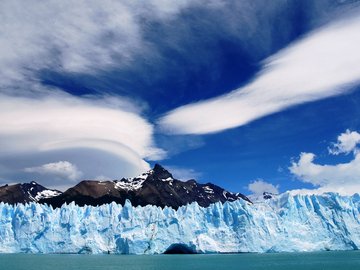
left=153, top=163, right=166, bottom=171
left=152, top=164, right=173, bottom=179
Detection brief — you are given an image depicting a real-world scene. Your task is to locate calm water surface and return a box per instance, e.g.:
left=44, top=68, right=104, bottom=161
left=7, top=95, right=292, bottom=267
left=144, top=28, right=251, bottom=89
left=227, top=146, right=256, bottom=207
left=0, top=251, right=359, bottom=270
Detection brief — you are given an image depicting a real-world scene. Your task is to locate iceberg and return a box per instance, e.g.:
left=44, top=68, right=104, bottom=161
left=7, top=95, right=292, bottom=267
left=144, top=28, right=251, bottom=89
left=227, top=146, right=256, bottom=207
left=0, top=192, right=359, bottom=254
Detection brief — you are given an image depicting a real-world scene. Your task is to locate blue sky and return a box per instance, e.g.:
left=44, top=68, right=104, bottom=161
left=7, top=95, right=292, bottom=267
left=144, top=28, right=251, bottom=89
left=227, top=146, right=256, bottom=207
left=1, top=0, right=360, bottom=195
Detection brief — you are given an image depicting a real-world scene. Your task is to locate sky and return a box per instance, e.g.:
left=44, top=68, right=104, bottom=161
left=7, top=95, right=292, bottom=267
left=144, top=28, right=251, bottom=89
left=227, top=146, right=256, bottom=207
left=1, top=0, right=360, bottom=195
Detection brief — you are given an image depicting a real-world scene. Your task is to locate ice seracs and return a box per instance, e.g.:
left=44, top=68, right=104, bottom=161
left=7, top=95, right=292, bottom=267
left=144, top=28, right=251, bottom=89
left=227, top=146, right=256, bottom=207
left=0, top=192, right=359, bottom=254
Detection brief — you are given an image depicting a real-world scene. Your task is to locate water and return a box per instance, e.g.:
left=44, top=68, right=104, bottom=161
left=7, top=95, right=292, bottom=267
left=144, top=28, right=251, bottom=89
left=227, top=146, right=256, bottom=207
left=0, top=251, right=359, bottom=270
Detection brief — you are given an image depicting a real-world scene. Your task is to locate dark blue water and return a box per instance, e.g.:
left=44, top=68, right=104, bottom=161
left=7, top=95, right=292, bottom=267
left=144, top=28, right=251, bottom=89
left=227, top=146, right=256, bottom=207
left=0, top=251, right=359, bottom=270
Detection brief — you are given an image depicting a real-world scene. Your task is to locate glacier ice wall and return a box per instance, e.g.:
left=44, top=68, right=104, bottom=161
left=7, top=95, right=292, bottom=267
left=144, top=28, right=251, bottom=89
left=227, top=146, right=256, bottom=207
left=0, top=192, right=360, bottom=254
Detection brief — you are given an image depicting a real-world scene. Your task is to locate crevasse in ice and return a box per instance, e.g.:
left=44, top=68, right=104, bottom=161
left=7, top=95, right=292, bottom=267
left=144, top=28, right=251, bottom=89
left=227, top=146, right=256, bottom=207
left=0, top=192, right=359, bottom=254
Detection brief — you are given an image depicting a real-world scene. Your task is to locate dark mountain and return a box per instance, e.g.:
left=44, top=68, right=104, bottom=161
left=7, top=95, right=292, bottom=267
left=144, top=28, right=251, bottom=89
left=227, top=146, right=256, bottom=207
left=40, top=164, right=251, bottom=208
left=0, top=181, right=61, bottom=204
left=1, top=164, right=251, bottom=208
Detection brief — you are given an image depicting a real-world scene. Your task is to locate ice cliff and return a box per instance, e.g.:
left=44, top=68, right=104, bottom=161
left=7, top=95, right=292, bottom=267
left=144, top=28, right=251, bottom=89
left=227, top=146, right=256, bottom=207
left=0, top=192, right=359, bottom=254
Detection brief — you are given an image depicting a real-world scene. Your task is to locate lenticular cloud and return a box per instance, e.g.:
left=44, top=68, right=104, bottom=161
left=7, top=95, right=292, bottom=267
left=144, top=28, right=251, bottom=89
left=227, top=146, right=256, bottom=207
left=0, top=93, right=165, bottom=178
left=159, top=12, right=360, bottom=135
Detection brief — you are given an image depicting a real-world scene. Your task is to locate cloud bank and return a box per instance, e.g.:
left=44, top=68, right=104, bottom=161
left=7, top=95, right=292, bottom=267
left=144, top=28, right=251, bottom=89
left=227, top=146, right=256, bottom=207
left=159, top=12, right=360, bottom=134
left=289, top=130, right=360, bottom=195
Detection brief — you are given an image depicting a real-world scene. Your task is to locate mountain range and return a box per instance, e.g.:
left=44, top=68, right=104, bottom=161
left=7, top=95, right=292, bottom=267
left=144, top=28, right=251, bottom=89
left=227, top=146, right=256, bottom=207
left=0, top=164, right=251, bottom=208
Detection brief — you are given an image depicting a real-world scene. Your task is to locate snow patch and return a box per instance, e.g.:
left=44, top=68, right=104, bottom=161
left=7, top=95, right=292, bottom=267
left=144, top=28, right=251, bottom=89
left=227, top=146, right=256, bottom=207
left=114, top=178, right=145, bottom=192
left=136, top=170, right=153, bottom=180
left=203, top=186, right=214, bottom=194
left=34, top=190, right=61, bottom=201
left=161, top=177, right=173, bottom=186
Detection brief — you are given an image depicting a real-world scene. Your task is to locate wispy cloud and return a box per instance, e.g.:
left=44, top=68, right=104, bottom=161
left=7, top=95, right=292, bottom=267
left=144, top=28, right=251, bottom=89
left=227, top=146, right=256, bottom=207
left=159, top=11, right=360, bottom=134
left=289, top=130, right=360, bottom=195
left=1, top=0, right=349, bottom=93
left=0, top=0, right=200, bottom=91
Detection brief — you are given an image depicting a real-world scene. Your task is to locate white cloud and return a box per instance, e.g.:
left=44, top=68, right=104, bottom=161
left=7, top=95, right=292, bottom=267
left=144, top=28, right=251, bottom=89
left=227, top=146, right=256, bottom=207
left=290, top=152, right=360, bottom=188
left=0, top=92, right=165, bottom=185
left=290, top=131, right=360, bottom=195
left=0, top=93, right=164, bottom=160
left=328, top=129, right=360, bottom=155
left=248, top=179, right=279, bottom=195
left=24, top=161, right=82, bottom=181
left=158, top=11, right=360, bottom=134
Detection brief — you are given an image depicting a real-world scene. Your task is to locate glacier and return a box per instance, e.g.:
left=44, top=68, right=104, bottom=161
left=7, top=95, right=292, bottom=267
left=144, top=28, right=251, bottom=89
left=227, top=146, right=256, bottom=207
left=0, top=192, right=360, bottom=254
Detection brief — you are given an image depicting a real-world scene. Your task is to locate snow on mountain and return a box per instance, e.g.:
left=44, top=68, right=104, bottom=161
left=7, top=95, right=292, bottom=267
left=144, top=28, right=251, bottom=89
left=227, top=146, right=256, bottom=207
left=34, top=190, right=62, bottom=201
left=0, top=181, right=62, bottom=204
left=114, top=178, right=145, bottom=192
left=114, top=170, right=154, bottom=192
left=0, top=192, right=359, bottom=254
